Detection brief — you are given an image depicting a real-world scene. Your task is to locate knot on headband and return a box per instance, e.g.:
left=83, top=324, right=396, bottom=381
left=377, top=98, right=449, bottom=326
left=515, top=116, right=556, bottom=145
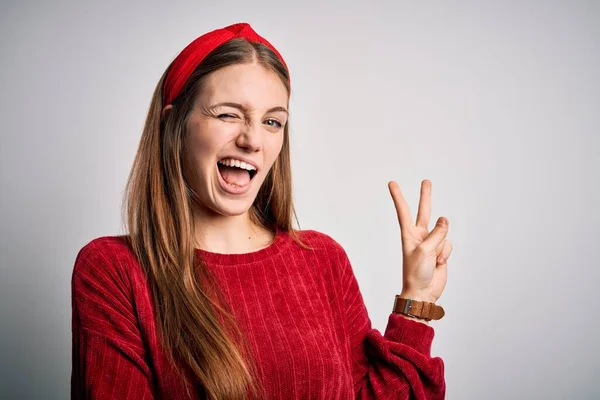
left=163, top=22, right=289, bottom=107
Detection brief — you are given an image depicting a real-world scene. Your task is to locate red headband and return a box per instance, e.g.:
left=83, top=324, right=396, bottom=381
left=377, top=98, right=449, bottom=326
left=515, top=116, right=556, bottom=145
left=162, top=22, right=289, bottom=106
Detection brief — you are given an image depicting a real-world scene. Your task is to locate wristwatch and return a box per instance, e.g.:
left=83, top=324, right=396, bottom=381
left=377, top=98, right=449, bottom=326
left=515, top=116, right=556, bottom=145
left=393, top=295, right=445, bottom=321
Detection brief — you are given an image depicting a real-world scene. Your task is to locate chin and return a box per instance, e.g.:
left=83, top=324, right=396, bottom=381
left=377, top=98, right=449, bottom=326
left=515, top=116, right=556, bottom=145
left=209, top=195, right=257, bottom=217
left=216, top=203, right=253, bottom=217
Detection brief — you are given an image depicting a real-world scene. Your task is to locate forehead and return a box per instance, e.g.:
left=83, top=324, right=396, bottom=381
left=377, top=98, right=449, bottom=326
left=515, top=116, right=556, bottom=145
left=200, top=63, right=289, bottom=109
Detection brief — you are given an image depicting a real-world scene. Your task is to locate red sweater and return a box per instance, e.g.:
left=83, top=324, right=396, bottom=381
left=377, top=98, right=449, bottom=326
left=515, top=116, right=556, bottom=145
left=71, top=229, right=445, bottom=399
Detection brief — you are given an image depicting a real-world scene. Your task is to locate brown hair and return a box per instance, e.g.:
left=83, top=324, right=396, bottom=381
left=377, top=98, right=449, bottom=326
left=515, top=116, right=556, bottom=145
left=122, top=38, right=308, bottom=399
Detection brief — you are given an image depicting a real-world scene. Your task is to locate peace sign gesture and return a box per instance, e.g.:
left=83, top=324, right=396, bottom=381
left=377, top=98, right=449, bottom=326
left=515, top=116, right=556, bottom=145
left=388, top=180, right=453, bottom=303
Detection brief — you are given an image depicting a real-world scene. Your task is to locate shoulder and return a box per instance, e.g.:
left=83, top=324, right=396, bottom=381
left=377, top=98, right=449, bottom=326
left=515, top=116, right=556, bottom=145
left=75, top=235, right=133, bottom=260
left=72, top=235, right=141, bottom=293
left=292, top=229, right=351, bottom=268
left=290, top=229, right=358, bottom=298
left=71, top=236, right=151, bottom=337
left=74, top=235, right=135, bottom=271
left=294, top=229, right=346, bottom=252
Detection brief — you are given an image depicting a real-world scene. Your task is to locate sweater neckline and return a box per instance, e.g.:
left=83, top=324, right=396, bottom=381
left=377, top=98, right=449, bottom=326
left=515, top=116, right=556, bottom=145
left=194, top=228, right=289, bottom=266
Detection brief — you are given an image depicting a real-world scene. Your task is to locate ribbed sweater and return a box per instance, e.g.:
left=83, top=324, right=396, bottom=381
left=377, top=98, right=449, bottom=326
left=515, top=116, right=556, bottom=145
left=71, top=228, right=445, bottom=399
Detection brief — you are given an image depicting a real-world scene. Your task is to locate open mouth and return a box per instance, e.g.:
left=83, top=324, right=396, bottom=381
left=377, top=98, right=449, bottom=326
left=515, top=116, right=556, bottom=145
left=217, top=158, right=257, bottom=188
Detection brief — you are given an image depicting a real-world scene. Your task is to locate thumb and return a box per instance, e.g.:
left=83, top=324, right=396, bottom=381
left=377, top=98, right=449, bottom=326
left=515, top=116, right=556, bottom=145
left=422, top=217, right=449, bottom=253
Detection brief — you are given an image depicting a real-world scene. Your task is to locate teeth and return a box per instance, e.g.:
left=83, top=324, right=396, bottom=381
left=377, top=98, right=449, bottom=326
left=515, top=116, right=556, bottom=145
left=218, top=158, right=257, bottom=171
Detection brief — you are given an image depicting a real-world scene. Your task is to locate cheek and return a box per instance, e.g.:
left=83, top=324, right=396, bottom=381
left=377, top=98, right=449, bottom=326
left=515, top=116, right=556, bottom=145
left=185, top=137, right=211, bottom=166
left=186, top=122, right=234, bottom=165
left=266, top=134, right=285, bottom=165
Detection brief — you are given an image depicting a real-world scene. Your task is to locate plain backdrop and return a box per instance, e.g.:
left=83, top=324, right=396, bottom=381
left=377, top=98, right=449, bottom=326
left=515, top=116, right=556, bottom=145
left=1, top=1, right=599, bottom=399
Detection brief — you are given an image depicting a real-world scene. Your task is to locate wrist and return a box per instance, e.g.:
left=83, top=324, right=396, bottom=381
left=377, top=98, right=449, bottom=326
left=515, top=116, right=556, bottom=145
left=399, top=290, right=437, bottom=304
left=393, top=294, right=446, bottom=322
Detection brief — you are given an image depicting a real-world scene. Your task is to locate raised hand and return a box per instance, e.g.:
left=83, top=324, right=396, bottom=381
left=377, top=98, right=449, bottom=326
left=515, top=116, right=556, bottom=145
left=388, top=180, right=452, bottom=303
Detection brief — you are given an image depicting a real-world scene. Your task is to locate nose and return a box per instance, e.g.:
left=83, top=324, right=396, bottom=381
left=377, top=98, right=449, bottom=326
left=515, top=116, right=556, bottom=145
left=235, top=121, right=262, bottom=152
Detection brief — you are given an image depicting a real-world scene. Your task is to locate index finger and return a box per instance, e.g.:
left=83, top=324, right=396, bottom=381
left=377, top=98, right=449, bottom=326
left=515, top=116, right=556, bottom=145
left=388, top=181, right=413, bottom=232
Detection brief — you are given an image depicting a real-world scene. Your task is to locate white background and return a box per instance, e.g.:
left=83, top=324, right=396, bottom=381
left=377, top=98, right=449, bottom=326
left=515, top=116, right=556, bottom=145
left=1, top=1, right=599, bottom=398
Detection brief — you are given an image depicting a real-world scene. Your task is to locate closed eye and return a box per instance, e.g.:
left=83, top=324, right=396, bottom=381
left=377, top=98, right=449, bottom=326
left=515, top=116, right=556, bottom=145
left=217, top=114, right=238, bottom=120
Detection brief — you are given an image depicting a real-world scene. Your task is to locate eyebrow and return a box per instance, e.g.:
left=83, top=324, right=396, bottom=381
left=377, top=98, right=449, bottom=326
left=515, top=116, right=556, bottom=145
left=208, top=102, right=288, bottom=115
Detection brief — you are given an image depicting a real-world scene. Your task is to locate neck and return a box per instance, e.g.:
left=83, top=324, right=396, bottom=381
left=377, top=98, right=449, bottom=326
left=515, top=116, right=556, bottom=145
left=192, top=207, right=274, bottom=254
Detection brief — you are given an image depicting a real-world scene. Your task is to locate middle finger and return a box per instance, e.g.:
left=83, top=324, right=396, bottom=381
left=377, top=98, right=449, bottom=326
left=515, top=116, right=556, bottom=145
left=416, top=179, right=432, bottom=229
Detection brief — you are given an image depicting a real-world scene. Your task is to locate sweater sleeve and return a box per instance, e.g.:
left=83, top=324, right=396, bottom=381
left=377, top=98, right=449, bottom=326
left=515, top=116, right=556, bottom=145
left=337, top=248, right=446, bottom=399
left=71, top=238, right=155, bottom=400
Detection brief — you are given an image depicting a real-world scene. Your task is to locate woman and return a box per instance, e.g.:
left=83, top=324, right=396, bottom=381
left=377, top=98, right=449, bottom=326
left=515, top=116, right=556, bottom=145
left=71, top=22, right=453, bottom=400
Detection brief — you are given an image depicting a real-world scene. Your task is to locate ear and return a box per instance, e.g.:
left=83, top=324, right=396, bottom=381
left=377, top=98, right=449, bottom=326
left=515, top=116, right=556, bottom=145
left=162, top=104, right=173, bottom=120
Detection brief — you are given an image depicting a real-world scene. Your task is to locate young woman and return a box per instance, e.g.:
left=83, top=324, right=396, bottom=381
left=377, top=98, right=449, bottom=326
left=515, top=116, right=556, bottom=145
left=71, top=22, right=453, bottom=400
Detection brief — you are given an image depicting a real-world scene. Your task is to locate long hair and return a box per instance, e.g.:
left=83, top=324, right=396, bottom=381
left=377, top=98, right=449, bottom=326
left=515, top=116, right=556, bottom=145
left=122, top=38, right=308, bottom=399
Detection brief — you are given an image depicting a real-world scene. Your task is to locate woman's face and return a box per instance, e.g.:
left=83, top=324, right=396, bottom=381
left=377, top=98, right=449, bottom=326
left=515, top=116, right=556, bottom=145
left=182, top=63, right=289, bottom=218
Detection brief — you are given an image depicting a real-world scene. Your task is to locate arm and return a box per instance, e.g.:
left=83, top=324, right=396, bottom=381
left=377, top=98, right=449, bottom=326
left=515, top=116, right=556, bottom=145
left=71, top=238, right=154, bottom=399
left=338, top=253, right=446, bottom=400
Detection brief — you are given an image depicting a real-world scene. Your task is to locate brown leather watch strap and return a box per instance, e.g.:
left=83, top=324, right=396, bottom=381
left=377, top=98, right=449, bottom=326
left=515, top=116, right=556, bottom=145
left=392, top=295, right=445, bottom=321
